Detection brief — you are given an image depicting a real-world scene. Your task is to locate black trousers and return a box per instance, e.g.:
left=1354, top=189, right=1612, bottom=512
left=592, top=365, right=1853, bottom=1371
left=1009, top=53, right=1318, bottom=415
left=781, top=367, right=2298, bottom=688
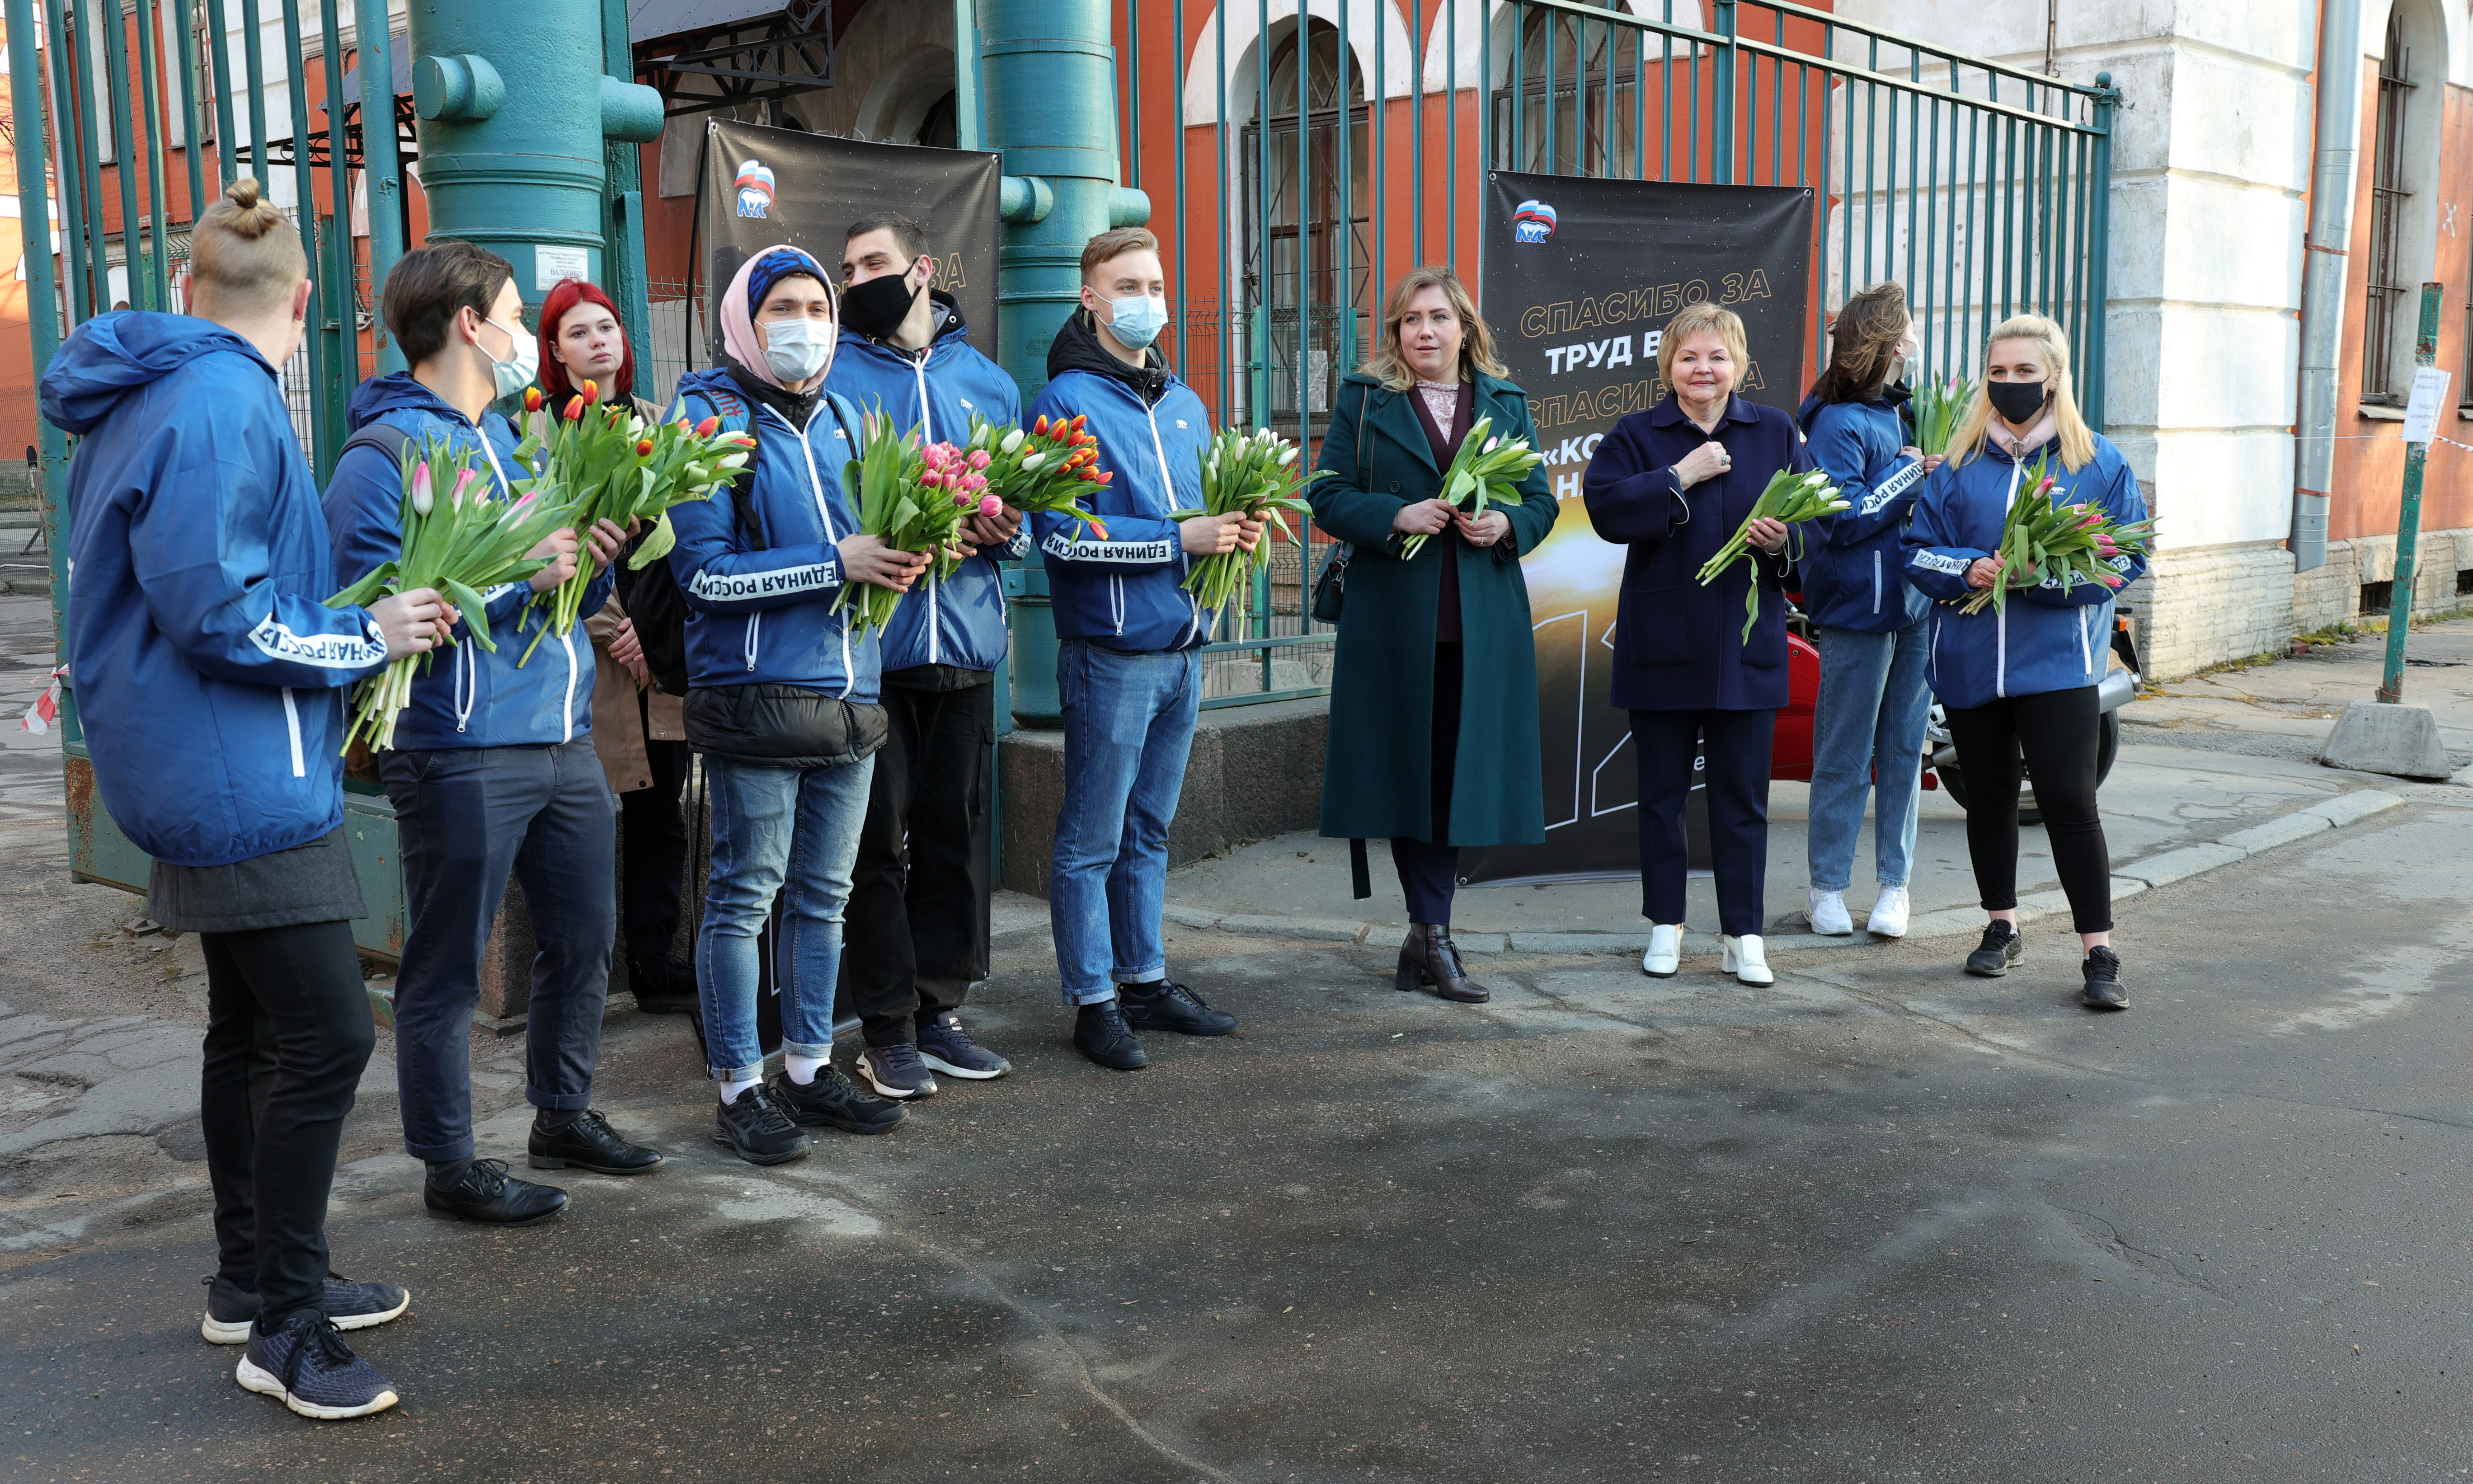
left=1631, top=707, right=1776, bottom=938
left=1391, top=642, right=1464, bottom=925
left=621, top=708, right=693, bottom=967
left=200, top=919, right=376, bottom=1328
left=1942, top=684, right=2112, bottom=933
left=842, top=676, right=996, bottom=1045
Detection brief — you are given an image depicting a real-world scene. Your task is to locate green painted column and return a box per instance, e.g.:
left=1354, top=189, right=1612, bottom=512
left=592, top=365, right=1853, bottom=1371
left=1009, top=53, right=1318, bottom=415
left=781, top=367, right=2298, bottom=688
left=408, top=0, right=663, bottom=304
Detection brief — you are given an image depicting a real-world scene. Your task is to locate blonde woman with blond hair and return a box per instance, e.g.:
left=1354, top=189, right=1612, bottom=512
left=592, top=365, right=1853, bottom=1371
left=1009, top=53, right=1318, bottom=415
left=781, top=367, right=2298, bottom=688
left=1311, top=265, right=1555, bottom=1005
left=1904, top=312, right=2148, bottom=1009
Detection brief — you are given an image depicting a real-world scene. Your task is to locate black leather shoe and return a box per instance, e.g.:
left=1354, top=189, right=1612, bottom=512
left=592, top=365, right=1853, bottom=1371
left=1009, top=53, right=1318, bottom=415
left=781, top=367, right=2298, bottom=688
left=1074, top=999, right=1148, bottom=1070
left=714, top=1085, right=809, bottom=1165
left=627, top=956, right=699, bottom=1015
left=1118, top=979, right=1237, bottom=1036
left=2080, top=946, right=2129, bottom=1010
left=424, top=1158, right=569, bottom=1226
left=1396, top=924, right=1489, bottom=1004
left=1965, top=921, right=2025, bottom=978
left=528, top=1109, right=663, bottom=1175
left=770, top=1067, right=905, bottom=1136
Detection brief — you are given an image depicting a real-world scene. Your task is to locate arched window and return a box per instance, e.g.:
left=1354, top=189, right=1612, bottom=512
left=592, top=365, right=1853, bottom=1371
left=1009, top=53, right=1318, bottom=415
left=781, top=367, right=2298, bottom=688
left=2363, top=10, right=2413, bottom=402
left=1243, top=19, right=1369, bottom=434
left=1490, top=10, right=1646, bottom=178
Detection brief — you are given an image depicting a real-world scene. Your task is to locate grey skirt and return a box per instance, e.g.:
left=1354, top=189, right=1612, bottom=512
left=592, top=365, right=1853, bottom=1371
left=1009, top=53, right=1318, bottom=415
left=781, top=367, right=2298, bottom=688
left=146, top=826, right=368, bottom=935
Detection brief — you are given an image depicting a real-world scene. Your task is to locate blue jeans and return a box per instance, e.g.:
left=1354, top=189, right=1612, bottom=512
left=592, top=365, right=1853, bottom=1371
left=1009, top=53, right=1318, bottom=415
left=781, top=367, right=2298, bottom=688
left=695, top=754, right=875, bottom=1081
left=1051, top=640, right=1202, bottom=1005
left=380, top=740, right=616, bottom=1163
left=1806, top=619, right=1931, bottom=892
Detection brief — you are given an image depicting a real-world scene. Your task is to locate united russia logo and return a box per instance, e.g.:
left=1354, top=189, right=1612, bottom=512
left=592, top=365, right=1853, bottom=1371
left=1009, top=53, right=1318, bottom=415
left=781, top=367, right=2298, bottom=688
left=734, top=160, right=776, bottom=219
left=1511, top=199, right=1556, bottom=243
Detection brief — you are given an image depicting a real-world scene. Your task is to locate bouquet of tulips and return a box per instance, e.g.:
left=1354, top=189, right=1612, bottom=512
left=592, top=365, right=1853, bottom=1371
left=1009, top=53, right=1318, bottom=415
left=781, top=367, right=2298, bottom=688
left=324, top=440, right=569, bottom=752
left=1694, top=468, right=1848, bottom=642
left=960, top=411, right=1110, bottom=538
left=1955, top=453, right=2154, bottom=615
left=511, top=381, right=756, bottom=661
left=1169, top=427, right=1331, bottom=627
left=1401, top=415, right=1546, bottom=560
left=832, top=412, right=983, bottom=636
left=1909, top=371, right=1975, bottom=457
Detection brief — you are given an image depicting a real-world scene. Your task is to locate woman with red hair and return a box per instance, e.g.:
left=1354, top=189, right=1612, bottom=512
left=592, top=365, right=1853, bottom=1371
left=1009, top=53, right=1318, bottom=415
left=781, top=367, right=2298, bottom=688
left=531, top=279, right=693, bottom=1016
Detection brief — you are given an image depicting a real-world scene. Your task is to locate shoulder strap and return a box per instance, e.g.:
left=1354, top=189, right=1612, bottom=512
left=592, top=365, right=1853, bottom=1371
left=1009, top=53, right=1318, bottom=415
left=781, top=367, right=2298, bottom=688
left=821, top=390, right=866, bottom=452
left=338, top=421, right=411, bottom=466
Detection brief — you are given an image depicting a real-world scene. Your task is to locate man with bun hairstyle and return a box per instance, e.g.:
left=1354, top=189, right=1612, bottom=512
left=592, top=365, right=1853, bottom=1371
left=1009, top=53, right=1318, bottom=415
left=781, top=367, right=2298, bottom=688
left=41, top=177, right=446, bottom=1419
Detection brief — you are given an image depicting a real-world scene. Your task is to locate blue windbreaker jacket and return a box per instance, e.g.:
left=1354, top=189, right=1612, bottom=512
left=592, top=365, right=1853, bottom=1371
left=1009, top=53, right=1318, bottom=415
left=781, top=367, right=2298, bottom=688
left=1796, top=393, right=1930, bottom=633
left=1028, top=370, right=1217, bottom=653
left=1903, top=431, right=2149, bottom=709
left=827, top=312, right=1026, bottom=673
left=42, top=313, right=390, bottom=867
left=663, top=369, right=880, bottom=703
left=324, top=372, right=612, bottom=751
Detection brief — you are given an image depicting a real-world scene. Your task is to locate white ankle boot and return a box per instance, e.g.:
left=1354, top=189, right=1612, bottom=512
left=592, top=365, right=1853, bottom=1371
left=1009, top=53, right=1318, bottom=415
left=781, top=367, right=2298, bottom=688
left=1867, top=884, right=1910, bottom=938
left=1808, top=888, right=1853, bottom=935
left=1641, top=924, right=1682, bottom=978
left=1722, top=934, right=1774, bottom=986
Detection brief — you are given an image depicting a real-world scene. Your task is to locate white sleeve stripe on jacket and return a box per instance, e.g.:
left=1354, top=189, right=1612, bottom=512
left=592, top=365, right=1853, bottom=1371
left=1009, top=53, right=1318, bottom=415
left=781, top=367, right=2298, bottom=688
left=247, top=615, right=389, bottom=668
left=1911, top=550, right=1970, bottom=575
left=686, top=561, right=843, bottom=601
left=1859, top=459, right=1926, bottom=514
left=1041, top=531, right=1176, bottom=563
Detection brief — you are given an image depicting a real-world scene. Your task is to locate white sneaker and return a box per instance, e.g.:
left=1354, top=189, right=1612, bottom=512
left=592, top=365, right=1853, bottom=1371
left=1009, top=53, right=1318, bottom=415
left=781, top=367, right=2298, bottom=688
left=1722, top=934, right=1774, bottom=986
left=1867, top=885, right=1911, bottom=938
left=1641, top=924, right=1682, bottom=978
left=1808, top=888, right=1853, bottom=936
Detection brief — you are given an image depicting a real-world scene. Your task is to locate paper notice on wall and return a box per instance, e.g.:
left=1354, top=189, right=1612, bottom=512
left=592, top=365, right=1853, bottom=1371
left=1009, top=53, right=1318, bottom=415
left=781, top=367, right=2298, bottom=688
left=536, top=244, right=592, bottom=290
left=2401, top=366, right=2452, bottom=445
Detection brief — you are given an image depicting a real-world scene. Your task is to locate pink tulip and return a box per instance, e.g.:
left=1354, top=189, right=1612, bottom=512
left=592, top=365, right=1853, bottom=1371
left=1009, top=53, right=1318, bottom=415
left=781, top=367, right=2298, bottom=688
left=952, top=491, right=973, bottom=507
left=962, top=473, right=987, bottom=494
left=978, top=494, right=1003, bottom=517
left=921, top=469, right=944, bottom=488
left=409, top=461, right=435, bottom=516
left=921, top=444, right=947, bottom=469
left=968, top=449, right=991, bottom=470
left=451, top=469, right=480, bottom=507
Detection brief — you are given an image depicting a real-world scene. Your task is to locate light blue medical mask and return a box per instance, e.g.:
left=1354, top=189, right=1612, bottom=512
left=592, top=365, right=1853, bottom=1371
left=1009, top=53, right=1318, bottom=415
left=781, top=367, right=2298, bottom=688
left=1103, top=294, right=1169, bottom=351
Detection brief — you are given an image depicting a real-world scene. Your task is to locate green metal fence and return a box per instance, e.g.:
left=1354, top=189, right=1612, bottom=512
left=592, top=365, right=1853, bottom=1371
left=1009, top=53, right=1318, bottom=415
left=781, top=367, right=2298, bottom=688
left=1115, top=0, right=2119, bottom=704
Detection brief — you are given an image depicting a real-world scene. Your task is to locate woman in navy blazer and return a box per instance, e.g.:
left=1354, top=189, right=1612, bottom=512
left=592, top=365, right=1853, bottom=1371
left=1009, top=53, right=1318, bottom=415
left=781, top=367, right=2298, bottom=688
left=1582, top=302, right=1813, bottom=988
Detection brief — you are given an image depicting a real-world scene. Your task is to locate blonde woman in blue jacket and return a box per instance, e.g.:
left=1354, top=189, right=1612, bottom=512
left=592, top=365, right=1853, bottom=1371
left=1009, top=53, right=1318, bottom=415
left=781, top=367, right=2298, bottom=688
left=1904, top=314, right=2147, bottom=1010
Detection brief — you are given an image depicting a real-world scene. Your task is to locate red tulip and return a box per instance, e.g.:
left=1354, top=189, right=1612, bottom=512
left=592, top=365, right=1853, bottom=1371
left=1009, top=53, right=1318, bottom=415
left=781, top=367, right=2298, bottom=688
left=1094, top=470, right=1113, bottom=485
left=564, top=396, right=585, bottom=421
left=635, top=439, right=654, bottom=457
left=694, top=416, right=721, bottom=437
left=522, top=386, right=543, bottom=412
left=1070, top=415, right=1087, bottom=432
left=582, top=379, right=598, bottom=402
left=1033, top=414, right=1050, bottom=436
left=1087, top=518, right=1110, bottom=540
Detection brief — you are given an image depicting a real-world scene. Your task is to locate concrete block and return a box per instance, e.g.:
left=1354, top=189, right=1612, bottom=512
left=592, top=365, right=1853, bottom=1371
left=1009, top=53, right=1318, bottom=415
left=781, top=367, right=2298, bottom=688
left=1451, top=933, right=1509, bottom=955
left=2217, top=809, right=2333, bottom=854
left=1214, top=913, right=1367, bottom=943
left=2014, top=889, right=2073, bottom=921
left=1161, top=904, right=1224, bottom=930
left=1507, top=931, right=1652, bottom=956
left=2306, top=786, right=2408, bottom=828
left=1903, top=908, right=1990, bottom=940
left=2317, top=704, right=2452, bottom=782
left=2109, top=877, right=2149, bottom=902
left=2116, top=841, right=2249, bottom=887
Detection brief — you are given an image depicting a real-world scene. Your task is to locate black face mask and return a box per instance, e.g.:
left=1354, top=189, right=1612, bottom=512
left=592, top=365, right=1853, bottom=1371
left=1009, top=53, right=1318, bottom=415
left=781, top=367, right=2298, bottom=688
left=839, top=271, right=921, bottom=342
left=1987, top=378, right=2049, bottom=425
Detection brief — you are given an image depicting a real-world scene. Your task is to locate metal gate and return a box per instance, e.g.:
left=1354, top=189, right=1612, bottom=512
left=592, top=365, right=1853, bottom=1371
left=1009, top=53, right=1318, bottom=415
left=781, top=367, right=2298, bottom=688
left=1113, top=0, right=2120, bottom=698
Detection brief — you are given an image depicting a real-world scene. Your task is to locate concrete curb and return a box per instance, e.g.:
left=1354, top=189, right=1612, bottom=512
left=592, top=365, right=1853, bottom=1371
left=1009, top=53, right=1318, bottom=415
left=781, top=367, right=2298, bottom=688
left=1164, top=788, right=2407, bottom=956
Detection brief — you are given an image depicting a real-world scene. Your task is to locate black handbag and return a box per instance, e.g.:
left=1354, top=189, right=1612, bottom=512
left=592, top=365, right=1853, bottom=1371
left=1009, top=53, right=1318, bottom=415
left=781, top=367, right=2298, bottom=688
left=1309, top=390, right=1375, bottom=625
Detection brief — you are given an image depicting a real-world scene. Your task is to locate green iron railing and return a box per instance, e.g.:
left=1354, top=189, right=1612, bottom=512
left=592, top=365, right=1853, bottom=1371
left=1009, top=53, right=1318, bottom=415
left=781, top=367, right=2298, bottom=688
left=1114, top=0, right=2118, bottom=707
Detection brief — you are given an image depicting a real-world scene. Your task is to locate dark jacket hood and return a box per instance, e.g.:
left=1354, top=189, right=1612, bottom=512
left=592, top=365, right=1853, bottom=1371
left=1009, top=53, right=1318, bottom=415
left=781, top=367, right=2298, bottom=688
left=40, top=312, right=269, bottom=435
left=1047, top=307, right=1170, bottom=406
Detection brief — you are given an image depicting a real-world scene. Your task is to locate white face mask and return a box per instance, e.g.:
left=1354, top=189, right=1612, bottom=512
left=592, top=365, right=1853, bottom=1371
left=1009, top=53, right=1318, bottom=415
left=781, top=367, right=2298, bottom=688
left=761, top=316, right=833, bottom=384
left=480, top=314, right=538, bottom=400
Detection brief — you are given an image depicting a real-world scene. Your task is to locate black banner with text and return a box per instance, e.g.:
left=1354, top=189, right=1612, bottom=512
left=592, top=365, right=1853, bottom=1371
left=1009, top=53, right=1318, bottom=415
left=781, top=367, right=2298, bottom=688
left=1461, top=173, right=1813, bottom=885
left=700, top=120, right=1001, bottom=364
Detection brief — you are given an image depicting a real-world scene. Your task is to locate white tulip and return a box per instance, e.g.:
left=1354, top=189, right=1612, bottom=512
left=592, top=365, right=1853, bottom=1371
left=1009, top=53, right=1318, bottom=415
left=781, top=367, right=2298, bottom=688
left=714, top=453, right=749, bottom=472
left=1001, top=427, right=1025, bottom=454
left=1278, top=446, right=1298, bottom=464
left=1020, top=452, right=1045, bottom=471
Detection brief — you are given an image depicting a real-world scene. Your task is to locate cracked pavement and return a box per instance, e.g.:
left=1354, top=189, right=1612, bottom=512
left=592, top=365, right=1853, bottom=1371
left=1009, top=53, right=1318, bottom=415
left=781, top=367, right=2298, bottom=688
left=5, top=596, right=2473, bottom=1480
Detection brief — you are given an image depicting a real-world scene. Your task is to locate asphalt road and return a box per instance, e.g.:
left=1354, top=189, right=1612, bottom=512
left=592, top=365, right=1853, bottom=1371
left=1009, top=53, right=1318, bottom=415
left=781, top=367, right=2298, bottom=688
left=5, top=756, right=2470, bottom=1482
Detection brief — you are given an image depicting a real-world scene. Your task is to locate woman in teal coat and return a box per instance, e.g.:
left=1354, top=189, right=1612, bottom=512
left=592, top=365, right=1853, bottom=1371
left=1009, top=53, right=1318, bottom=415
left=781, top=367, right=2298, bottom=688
left=1310, top=265, right=1556, bottom=1005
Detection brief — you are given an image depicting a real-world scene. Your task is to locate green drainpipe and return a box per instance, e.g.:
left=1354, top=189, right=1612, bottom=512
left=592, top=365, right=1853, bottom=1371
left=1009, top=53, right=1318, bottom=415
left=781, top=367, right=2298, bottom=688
left=980, top=0, right=1149, bottom=726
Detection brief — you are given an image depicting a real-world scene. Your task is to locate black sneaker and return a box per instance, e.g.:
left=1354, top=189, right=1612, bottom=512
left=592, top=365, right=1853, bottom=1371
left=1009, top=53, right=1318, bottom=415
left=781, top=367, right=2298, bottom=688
left=1965, top=921, right=2025, bottom=978
left=2081, top=946, right=2129, bottom=1010
left=1117, top=979, right=1237, bottom=1036
left=856, top=1042, right=939, bottom=1099
left=236, top=1312, right=400, bottom=1419
left=423, top=1157, right=569, bottom=1226
left=201, top=1273, right=411, bottom=1346
left=770, top=1066, right=906, bottom=1136
left=917, top=1011, right=1012, bottom=1080
left=714, top=1084, right=810, bottom=1164
left=527, top=1108, right=664, bottom=1175
left=1073, top=998, right=1148, bottom=1071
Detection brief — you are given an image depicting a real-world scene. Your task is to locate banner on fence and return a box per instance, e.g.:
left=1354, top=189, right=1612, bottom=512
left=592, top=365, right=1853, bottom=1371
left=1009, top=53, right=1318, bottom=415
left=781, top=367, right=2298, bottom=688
left=700, top=121, right=1002, bottom=364
left=1461, top=173, right=1814, bottom=886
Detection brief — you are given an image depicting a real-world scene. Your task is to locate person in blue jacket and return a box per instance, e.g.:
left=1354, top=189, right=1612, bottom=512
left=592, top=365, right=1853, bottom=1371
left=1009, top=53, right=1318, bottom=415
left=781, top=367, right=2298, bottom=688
left=667, top=244, right=927, bottom=1164
left=325, top=241, right=660, bottom=1227
left=1796, top=282, right=1941, bottom=942
left=828, top=211, right=1026, bottom=1099
left=1582, top=301, right=1811, bottom=991
left=1904, top=313, right=2148, bottom=1010
left=1030, top=227, right=1263, bottom=1071
left=44, top=178, right=443, bottom=1419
